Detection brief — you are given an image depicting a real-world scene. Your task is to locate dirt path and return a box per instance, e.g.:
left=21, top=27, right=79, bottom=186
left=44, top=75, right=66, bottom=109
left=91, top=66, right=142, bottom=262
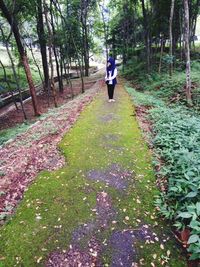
left=0, top=80, right=187, bottom=266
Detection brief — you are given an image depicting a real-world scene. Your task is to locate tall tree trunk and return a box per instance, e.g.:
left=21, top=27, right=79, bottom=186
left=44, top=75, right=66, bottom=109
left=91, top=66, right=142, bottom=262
left=158, top=36, right=164, bottom=73
left=83, top=23, right=90, bottom=77
left=179, top=7, right=183, bottom=61
left=36, top=0, right=49, bottom=91
left=169, top=0, right=175, bottom=76
left=44, top=0, right=58, bottom=108
left=81, top=0, right=90, bottom=77
left=0, top=60, right=19, bottom=111
left=52, top=0, right=85, bottom=92
left=0, top=0, right=40, bottom=116
left=141, top=0, right=150, bottom=72
left=0, top=23, right=27, bottom=119
left=23, top=35, right=44, bottom=86
left=49, top=2, right=63, bottom=92
left=99, top=2, right=109, bottom=61
left=184, top=0, right=193, bottom=106
left=190, top=0, right=200, bottom=49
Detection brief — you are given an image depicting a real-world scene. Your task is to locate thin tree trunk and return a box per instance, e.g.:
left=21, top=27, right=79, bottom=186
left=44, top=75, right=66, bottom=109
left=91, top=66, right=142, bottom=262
left=23, top=35, right=44, bottom=86
left=49, top=2, right=63, bottom=93
left=179, top=8, right=183, bottom=61
left=169, top=0, right=175, bottom=76
left=36, top=0, right=49, bottom=91
left=67, top=60, right=74, bottom=99
left=99, top=2, right=109, bottom=61
left=0, top=25, right=27, bottom=119
left=0, top=60, right=18, bottom=110
left=0, top=0, right=40, bottom=116
left=81, top=0, right=89, bottom=77
left=141, top=0, right=150, bottom=72
left=52, top=0, right=85, bottom=93
left=44, top=0, right=58, bottom=108
left=158, top=36, right=164, bottom=73
left=184, top=0, right=192, bottom=106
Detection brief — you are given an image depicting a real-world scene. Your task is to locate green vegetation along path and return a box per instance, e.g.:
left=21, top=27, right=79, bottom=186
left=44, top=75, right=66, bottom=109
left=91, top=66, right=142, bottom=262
left=0, top=80, right=187, bottom=267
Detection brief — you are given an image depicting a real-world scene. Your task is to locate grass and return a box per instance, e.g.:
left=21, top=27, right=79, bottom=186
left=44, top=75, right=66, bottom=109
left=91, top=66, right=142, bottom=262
left=0, top=85, right=187, bottom=266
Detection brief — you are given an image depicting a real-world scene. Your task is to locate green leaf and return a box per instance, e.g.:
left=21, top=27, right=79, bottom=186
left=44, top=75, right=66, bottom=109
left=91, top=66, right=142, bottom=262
left=177, top=212, right=192, bottom=218
left=188, top=235, right=199, bottom=244
left=185, top=191, right=197, bottom=198
left=0, top=213, right=6, bottom=220
left=189, top=253, right=200, bottom=261
left=196, top=202, right=200, bottom=216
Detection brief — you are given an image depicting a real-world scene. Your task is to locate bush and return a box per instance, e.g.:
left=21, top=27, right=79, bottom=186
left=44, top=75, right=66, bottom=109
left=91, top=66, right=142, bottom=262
left=126, top=87, right=200, bottom=260
left=150, top=106, right=200, bottom=260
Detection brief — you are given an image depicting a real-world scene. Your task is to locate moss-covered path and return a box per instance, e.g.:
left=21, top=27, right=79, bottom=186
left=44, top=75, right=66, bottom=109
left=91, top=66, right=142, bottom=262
left=0, top=80, right=187, bottom=267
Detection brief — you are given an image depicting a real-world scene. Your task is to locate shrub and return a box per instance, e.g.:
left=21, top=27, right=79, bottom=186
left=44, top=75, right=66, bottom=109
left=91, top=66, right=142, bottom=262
left=126, top=87, right=200, bottom=260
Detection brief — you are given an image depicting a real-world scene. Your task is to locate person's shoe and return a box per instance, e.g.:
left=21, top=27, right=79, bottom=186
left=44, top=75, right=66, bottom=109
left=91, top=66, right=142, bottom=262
left=111, top=99, right=115, bottom=102
left=108, top=99, right=112, bottom=102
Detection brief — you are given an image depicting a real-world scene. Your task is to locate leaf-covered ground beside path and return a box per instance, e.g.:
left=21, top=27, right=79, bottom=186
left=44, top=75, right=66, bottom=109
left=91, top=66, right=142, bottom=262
left=0, top=80, right=102, bottom=222
left=0, top=79, right=97, bottom=131
left=0, top=80, right=187, bottom=266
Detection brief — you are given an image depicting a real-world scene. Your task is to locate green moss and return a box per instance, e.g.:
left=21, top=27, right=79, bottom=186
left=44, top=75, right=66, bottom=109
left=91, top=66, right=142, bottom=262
left=0, top=85, right=187, bottom=266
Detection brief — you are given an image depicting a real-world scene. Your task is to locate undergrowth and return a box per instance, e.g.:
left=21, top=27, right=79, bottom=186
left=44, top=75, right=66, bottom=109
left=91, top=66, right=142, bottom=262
left=0, top=122, right=31, bottom=146
left=122, top=58, right=200, bottom=107
left=126, top=86, right=200, bottom=260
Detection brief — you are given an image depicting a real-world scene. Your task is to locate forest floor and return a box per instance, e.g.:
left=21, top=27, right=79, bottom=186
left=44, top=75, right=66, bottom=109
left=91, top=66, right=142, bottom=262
left=0, top=73, right=103, bottom=131
left=0, top=78, right=187, bottom=266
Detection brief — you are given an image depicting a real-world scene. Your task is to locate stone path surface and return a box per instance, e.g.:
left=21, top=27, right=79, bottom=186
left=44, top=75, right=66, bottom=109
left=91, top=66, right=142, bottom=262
left=0, top=79, right=187, bottom=267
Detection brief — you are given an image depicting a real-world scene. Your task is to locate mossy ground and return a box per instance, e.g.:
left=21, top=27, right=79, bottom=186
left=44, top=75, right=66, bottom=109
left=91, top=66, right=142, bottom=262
left=0, top=80, right=187, bottom=266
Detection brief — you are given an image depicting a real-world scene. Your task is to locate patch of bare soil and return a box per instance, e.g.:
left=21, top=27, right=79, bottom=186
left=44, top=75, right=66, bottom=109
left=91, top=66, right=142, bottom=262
left=46, top=191, right=114, bottom=267
left=46, top=237, right=101, bottom=267
left=87, top=164, right=134, bottom=191
left=135, top=106, right=152, bottom=136
left=0, top=80, right=103, bottom=222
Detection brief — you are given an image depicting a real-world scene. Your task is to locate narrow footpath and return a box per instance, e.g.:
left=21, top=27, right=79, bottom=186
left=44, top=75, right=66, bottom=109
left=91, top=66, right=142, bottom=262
left=0, top=80, right=187, bottom=266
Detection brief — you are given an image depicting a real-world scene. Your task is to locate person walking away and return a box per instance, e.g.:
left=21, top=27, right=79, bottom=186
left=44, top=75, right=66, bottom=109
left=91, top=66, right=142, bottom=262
left=105, top=57, right=117, bottom=102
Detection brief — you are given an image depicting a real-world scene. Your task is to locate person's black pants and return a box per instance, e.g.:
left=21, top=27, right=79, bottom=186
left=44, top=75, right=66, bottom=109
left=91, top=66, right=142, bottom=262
left=107, top=84, right=115, bottom=99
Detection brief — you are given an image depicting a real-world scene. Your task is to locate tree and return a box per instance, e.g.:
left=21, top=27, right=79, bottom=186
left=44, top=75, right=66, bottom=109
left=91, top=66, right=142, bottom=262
left=0, top=22, right=27, bottom=119
left=169, top=0, right=175, bottom=76
left=184, top=0, right=193, bottom=106
left=141, top=0, right=151, bottom=72
left=0, top=0, right=40, bottom=116
left=36, top=0, right=49, bottom=91
left=43, top=0, right=58, bottom=107
left=49, top=0, right=63, bottom=93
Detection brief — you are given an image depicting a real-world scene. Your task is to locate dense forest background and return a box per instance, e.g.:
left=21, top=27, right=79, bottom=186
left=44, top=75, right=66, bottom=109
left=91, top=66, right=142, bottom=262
left=0, top=0, right=200, bottom=115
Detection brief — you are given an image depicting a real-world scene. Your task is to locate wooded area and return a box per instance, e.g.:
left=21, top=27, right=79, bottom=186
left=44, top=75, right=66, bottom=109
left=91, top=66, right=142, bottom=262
left=0, top=0, right=200, bottom=266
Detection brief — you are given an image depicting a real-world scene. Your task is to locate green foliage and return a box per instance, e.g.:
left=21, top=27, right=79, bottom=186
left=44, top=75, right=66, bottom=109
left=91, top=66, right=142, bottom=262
left=126, top=86, right=164, bottom=107
left=0, top=64, right=42, bottom=95
left=123, top=59, right=200, bottom=108
left=126, top=87, right=200, bottom=260
left=0, top=122, right=30, bottom=146
left=162, top=54, right=175, bottom=65
left=121, top=57, right=146, bottom=79
left=151, top=106, right=200, bottom=260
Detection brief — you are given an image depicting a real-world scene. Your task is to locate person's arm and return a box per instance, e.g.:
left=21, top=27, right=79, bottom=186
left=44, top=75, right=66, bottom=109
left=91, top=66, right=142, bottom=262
left=105, top=71, right=108, bottom=80
left=108, top=68, right=117, bottom=80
